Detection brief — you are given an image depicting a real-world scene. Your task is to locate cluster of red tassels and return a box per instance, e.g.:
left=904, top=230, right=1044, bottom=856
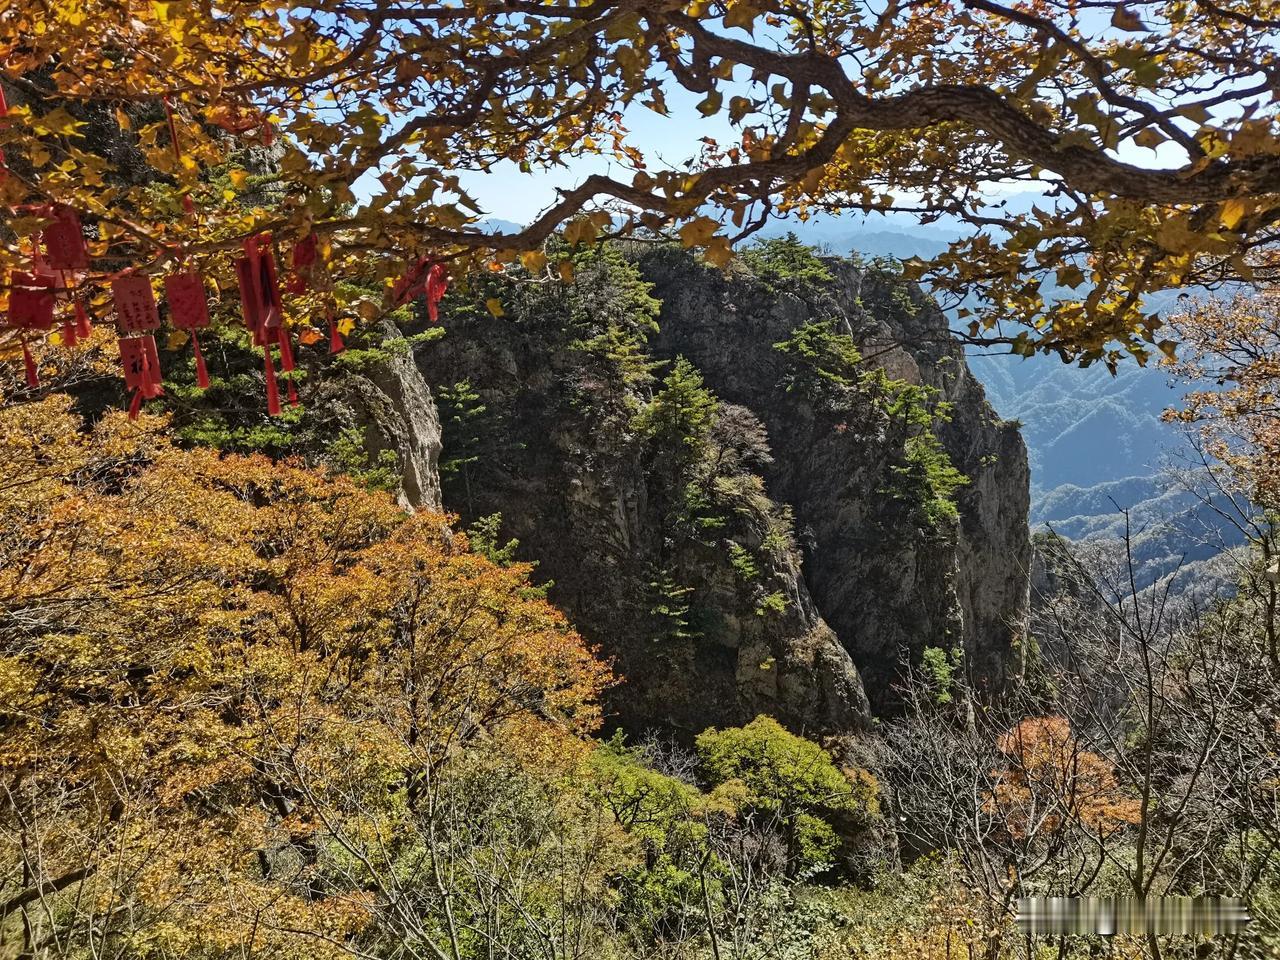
left=6, top=216, right=454, bottom=418
left=236, top=233, right=298, bottom=416
left=289, top=230, right=346, bottom=355
left=3, top=205, right=94, bottom=388
left=4, top=98, right=455, bottom=417
left=392, top=256, right=450, bottom=322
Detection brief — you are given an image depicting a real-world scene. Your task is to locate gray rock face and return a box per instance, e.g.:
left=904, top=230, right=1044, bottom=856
left=412, top=300, right=871, bottom=738
left=316, top=322, right=444, bottom=511
left=359, top=340, right=444, bottom=512
left=396, top=245, right=1030, bottom=734
left=638, top=250, right=1031, bottom=712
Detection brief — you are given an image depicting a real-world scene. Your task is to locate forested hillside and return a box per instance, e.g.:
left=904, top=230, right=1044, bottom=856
left=7, top=236, right=1280, bottom=959
left=6, top=0, right=1280, bottom=957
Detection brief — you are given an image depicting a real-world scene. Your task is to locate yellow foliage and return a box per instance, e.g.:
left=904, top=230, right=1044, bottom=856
left=2, top=0, right=1274, bottom=369
left=0, top=396, right=610, bottom=956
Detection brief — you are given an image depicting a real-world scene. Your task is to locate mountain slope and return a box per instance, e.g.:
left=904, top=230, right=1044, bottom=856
left=414, top=243, right=1031, bottom=728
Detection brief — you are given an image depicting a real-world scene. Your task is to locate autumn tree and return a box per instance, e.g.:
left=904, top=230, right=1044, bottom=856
left=1165, top=283, right=1280, bottom=510
left=2, top=0, right=1280, bottom=369
left=0, top=396, right=609, bottom=959
left=986, top=716, right=1140, bottom=842
left=884, top=680, right=1134, bottom=960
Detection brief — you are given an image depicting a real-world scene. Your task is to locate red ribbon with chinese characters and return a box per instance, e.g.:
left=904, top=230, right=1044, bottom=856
left=236, top=233, right=297, bottom=414
left=7, top=270, right=56, bottom=387
left=118, top=335, right=163, bottom=419
left=164, top=270, right=212, bottom=388
left=42, top=204, right=91, bottom=345
left=111, top=274, right=164, bottom=416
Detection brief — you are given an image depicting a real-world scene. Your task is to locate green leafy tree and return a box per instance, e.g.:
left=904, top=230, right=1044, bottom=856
left=633, top=357, right=720, bottom=472
left=696, top=716, right=879, bottom=871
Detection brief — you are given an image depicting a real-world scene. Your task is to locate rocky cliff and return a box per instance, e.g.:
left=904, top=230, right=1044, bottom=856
left=404, top=241, right=1031, bottom=735
left=413, top=247, right=869, bottom=738
left=637, top=245, right=1031, bottom=711
left=312, top=322, right=444, bottom=511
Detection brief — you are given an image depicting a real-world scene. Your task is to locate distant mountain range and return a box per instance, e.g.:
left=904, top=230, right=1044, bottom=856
left=966, top=352, right=1181, bottom=496
left=1031, top=474, right=1248, bottom=595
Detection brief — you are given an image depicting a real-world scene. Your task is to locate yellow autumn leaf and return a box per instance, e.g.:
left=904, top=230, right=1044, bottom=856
left=485, top=298, right=505, bottom=317
left=32, top=108, right=82, bottom=137
left=566, top=216, right=605, bottom=247
left=1055, top=264, right=1086, bottom=288
left=729, top=96, right=753, bottom=124
left=166, top=330, right=189, bottom=350
left=1155, top=215, right=1197, bottom=253
left=703, top=236, right=734, bottom=268
left=337, top=316, right=357, bottom=336
left=1220, top=198, right=1248, bottom=230
left=679, top=217, right=719, bottom=248
left=1178, top=103, right=1210, bottom=125
left=723, top=0, right=758, bottom=32
left=558, top=260, right=575, bottom=283
left=1133, top=128, right=1165, bottom=151
left=1110, top=5, right=1148, bottom=31
left=228, top=169, right=250, bottom=189
left=520, top=249, right=547, bottom=273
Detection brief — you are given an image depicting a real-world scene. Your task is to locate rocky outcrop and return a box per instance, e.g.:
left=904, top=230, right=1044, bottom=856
left=412, top=251, right=869, bottom=739
left=410, top=243, right=1031, bottom=732
left=637, top=248, right=1031, bottom=712
left=322, top=328, right=444, bottom=511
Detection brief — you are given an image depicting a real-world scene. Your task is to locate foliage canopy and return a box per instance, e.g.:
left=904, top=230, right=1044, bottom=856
left=2, top=0, right=1279, bottom=366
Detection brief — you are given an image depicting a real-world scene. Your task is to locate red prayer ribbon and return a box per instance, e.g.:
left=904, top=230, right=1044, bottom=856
left=118, top=334, right=164, bottom=419
left=42, top=205, right=88, bottom=272
left=21, top=342, right=37, bottom=388
left=190, top=331, right=209, bottom=388
left=6, top=262, right=57, bottom=390
left=111, top=273, right=161, bottom=333
left=74, top=299, right=91, bottom=338
left=0, top=84, right=8, bottom=177
left=8, top=271, right=56, bottom=331
left=236, top=234, right=297, bottom=413
left=424, top=262, right=449, bottom=323
left=165, top=270, right=213, bottom=389
left=392, top=258, right=450, bottom=322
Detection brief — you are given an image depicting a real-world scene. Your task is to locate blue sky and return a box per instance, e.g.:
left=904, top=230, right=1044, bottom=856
left=453, top=83, right=735, bottom=225
left=387, top=10, right=1217, bottom=235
